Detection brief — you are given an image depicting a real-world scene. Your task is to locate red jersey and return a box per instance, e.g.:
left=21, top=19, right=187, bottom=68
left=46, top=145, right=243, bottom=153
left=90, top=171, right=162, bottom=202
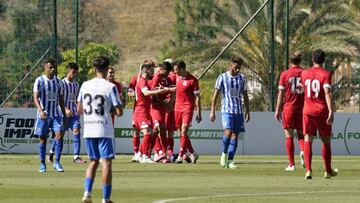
left=301, top=66, right=332, bottom=117
left=278, top=66, right=304, bottom=113
left=111, top=80, right=122, bottom=97
left=168, top=71, right=176, bottom=84
left=174, top=73, right=200, bottom=112
left=151, top=72, right=171, bottom=110
left=128, top=75, right=138, bottom=92
left=134, top=77, right=151, bottom=114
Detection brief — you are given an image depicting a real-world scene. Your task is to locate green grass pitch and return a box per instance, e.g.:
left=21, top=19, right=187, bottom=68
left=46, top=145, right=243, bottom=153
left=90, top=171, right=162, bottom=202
left=0, top=155, right=359, bottom=203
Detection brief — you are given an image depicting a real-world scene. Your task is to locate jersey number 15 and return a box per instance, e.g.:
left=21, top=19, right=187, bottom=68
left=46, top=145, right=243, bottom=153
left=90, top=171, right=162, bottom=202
left=288, top=77, right=303, bottom=94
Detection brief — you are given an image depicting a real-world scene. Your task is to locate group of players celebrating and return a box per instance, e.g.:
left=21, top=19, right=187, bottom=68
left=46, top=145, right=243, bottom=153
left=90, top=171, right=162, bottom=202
left=32, top=48, right=337, bottom=203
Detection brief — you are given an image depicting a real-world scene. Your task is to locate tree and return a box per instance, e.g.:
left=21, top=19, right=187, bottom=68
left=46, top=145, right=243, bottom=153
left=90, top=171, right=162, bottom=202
left=161, top=0, right=360, bottom=110
left=57, top=42, right=121, bottom=82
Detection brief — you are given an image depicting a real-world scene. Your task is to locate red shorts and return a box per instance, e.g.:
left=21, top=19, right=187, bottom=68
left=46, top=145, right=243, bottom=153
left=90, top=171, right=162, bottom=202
left=175, top=111, right=193, bottom=129
left=132, top=112, right=152, bottom=130
left=282, top=112, right=302, bottom=131
left=303, top=114, right=332, bottom=136
left=150, top=108, right=165, bottom=127
left=166, top=111, right=176, bottom=131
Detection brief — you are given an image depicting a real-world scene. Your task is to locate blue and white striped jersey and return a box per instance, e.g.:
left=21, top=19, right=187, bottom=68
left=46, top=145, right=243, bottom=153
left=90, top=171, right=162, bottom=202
left=33, top=75, right=64, bottom=118
left=61, top=78, right=79, bottom=116
left=215, top=72, right=247, bottom=114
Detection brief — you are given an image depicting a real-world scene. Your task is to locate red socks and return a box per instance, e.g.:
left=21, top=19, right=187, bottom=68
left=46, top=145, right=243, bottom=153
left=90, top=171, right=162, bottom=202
left=142, top=134, right=152, bottom=157
left=297, top=134, right=305, bottom=151
left=179, top=135, right=186, bottom=156
left=322, top=143, right=332, bottom=173
left=304, top=141, right=312, bottom=172
left=286, top=137, right=295, bottom=166
left=185, top=136, right=194, bottom=154
left=133, top=136, right=140, bottom=154
left=167, top=136, right=174, bottom=156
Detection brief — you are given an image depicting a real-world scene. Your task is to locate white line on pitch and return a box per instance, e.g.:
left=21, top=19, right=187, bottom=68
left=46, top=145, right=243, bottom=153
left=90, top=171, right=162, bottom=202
left=153, top=190, right=353, bottom=203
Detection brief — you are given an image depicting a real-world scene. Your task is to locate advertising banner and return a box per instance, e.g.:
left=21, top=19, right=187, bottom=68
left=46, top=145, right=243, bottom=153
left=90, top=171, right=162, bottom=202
left=1, top=108, right=359, bottom=155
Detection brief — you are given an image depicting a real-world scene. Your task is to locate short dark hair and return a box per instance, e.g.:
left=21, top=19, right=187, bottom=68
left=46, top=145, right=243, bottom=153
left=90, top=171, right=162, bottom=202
left=141, top=63, right=153, bottom=71
left=44, top=58, right=56, bottom=65
left=312, top=49, right=326, bottom=64
left=231, top=57, right=244, bottom=65
left=290, top=51, right=302, bottom=65
left=93, top=56, right=110, bottom=70
left=67, top=62, right=79, bottom=70
left=162, top=61, right=173, bottom=72
left=173, top=60, right=186, bottom=70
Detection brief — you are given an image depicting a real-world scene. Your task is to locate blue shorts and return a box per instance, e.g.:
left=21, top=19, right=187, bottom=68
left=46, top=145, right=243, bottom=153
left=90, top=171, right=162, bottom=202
left=64, top=115, right=81, bottom=131
left=221, top=113, right=245, bottom=133
left=85, top=138, right=115, bottom=160
left=35, top=116, right=63, bottom=137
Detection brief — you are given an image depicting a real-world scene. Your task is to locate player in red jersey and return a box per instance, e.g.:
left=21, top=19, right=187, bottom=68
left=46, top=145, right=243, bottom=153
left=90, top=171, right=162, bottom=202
left=133, top=63, right=175, bottom=163
left=107, top=67, right=124, bottom=125
left=163, top=59, right=177, bottom=160
left=300, top=49, right=337, bottom=179
left=275, top=52, right=305, bottom=171
left=173, top=60, right=201, bottom=164
left=128, top=60, right=156, bottom=162
left=150, top=63, right=174, bottom=162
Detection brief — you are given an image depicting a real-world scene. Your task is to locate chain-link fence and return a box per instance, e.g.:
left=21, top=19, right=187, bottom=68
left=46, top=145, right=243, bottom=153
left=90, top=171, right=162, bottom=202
left=0, top=0, right=359, bottom=112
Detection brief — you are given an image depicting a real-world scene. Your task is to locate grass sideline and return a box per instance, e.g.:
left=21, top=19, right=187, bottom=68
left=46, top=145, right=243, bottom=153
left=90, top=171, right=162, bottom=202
left=0, top=155, right=359, bottom=203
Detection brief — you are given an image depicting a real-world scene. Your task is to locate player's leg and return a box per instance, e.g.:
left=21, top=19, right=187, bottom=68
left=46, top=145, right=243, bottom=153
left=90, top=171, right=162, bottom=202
left=220, top=113, right=231, bottom=167
left=226, top=113, right=244, bottom=169
left=35, top=117, right=49, bottom=172
left=131, top=129, right=141, bottom=162
left=227, top=132, right=240, bottom=169
left=174, top=111, right=185, bottom=163
left=303, top=114, right=315, bottom=179
left=52, top=116, right=65, bottom=172
left=99, top=138, right=115, bottom=203
left=295, top=113, right=305, bottom=168
left=284, top=128, right=296, bottom=171
left=140, top=127, right=155, bottom=163
left=82, top=138, right=100, bottom=203
left=71, top=115, right=86, bottom=163
left=181, top=111, right=197, bottom=163
left=297, top=130, right=305, bottom=168
left=319, top=119, right=337, bottom=179
left=165, top=111, right=175, bottom=159
left=48, top=130, right=56, bottom=163
left=158, top=124, right=169, bottom=163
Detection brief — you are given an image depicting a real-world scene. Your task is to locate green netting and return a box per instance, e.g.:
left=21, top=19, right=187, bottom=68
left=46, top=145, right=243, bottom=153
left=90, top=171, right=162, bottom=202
left=0, top=0, right=359, bottom=112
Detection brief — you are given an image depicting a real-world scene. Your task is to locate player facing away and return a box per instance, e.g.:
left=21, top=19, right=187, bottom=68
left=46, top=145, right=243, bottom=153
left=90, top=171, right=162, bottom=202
left=275, top=52, right=305, bottom=171
left=210, top=57, right=250, bottom=169
left=48, top=62, right=86, bottom=164
left=301, top=49, right=338, bottom=179
left=78, top=56, right=123, bottom=203
left=133, top=63, right=175, bottom=163
left=33, top=58, right=66, bottom=172
left=173, top=60, right=202, bottom=164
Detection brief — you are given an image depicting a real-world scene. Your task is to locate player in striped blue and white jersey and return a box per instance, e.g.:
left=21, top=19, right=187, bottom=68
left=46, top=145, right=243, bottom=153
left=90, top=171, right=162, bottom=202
left=210, top=57, right=250, bottom=169
left=48, top=62, right=86, bottom=164
left=33, top=58, right=66, bottom=173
